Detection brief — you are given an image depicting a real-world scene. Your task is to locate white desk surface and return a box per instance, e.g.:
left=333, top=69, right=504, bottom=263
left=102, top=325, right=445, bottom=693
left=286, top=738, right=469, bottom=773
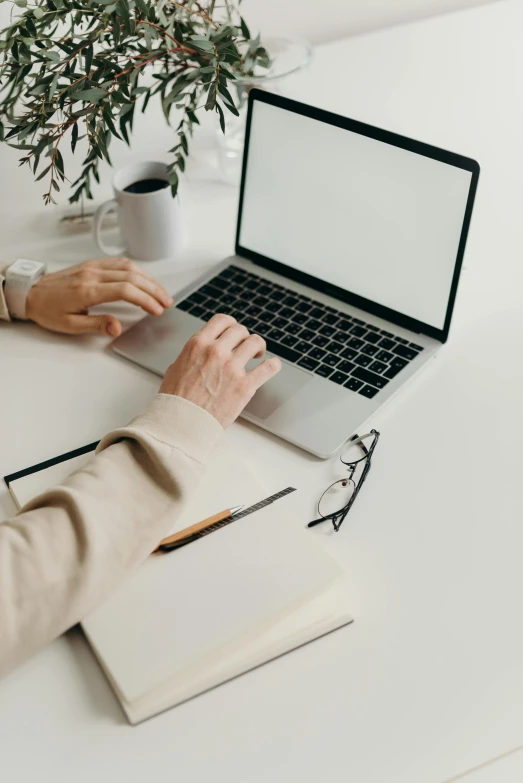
left=1, top=2, right=523, bottom=781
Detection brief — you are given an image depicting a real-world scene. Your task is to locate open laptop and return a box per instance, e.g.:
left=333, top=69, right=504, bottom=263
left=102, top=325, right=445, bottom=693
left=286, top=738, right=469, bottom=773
left=112, top=89, right=480, bottom=458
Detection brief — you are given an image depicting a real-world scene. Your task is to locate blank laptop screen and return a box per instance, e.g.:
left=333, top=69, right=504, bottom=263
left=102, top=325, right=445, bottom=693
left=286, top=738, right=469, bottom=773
left=238, top=99, right=473, bottom=331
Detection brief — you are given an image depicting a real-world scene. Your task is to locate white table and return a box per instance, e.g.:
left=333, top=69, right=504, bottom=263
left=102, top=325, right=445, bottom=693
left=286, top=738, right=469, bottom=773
left=2, top=2, right=523, bottom=781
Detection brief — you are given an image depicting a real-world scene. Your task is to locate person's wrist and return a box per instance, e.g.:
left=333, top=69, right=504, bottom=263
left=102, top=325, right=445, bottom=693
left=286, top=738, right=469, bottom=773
left=25, top=279, right=43, bottom=322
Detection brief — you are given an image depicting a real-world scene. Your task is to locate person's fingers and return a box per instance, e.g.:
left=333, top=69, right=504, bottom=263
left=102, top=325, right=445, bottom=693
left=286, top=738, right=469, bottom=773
left=84, top=257, right=159, bottom=284
left=96, top=270, right=173, bottom=308
left=62, top=314, right=122, bottom=337
left=216, top=323, right=251, bottom=352
left=233, top=333, right=267, bottom=366
left=246, top=355, right=282, bottom=392
left=88, top=282, right=165, bottom=315
left=197, top=313, right=237, bottom=340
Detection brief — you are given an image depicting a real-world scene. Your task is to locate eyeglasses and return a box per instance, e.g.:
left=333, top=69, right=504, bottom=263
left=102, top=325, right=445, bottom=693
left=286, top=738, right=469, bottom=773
left=308, top=429, right=380, bottom=532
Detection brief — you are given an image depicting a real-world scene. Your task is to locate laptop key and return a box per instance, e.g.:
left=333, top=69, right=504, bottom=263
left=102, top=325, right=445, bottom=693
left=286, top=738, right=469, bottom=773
left=327, top=341, right=343, bottom=354
left=352, top=318, right=364, bottom=325
left=283, top=296, right=299, bottom=308
left=364, top=332, right=381, bottom=345
left=334, top=330, right=349, bottom=342
left=341, top=346, right=357, bottom=361
left=358, top=384, right=379, bottom=399
left=190, top=305, right=204, bottom=318
left=282, top=334, right=298, bottom=347
left=316, top=364, right=334, bottom=378
left=296, top=301, right=311, bottom=313
left=285, top=322, right=302, bottom=335
left=300, top=329, right=315, bottom=342
left=264, top=337, right=300, bottom=364
left=313, top=335, right=330, bottom=348
left=219, top=267, right=236, bottom=279
left=361, top=343, right=379, bottom=356
left=390, top=356, right=408, bottom=370
left=254, top=295, right=269, bottom=307
left=242, top=316, right=258, bottom=329
left=380, top=329, right=393, bottom=337
left=323, top=313, right=339, bottom=326
left=348, top=337, right=364, bottom=350
left=266, top=301, right=282, bottom=313
left=310, top=307, right=325, bottom=319
left=293, top=312, right=309, bottom=325
left=376, top=349, right=393, bottom=363
left=320, top=325, right=336, bottom=337
left=369, top=360, right=387, bottom=374
left=306, top=318, right=322, bottom=331
left=344, top=377, right=363, bottom=392
left=338, top=360, right=356, bottom=374
left=272, top=316, right=289, bottom=329
left=280, top=307, right=295, bottom=319
left=384, top=364, right=403, bottom=379
left=247, top=305, right=262, bottom=317
left=379, top=337, right=395, bottom=351
left=324, top=353, right=340, bottom=367
left=365, top=324, right=379, bottom=332
left=351, top=325, right=367, bottom=338
left=268, top=328, right=285, bottom=342
left=338, top=319, right=353, bottom=331
left=295, top=340, right=311, bottom=354
left=258, top=284, right=273, bottom=296
left=354, top=354, right=372, bottom=367
left=330, top=371, right=349, bottom=386
left=177, top=300, right=192, bottom=311
left=253, top=322, right=272, bottom=337
left=352, top=367, right=389, bottom=389
left=410, top=342, right=424, bottom=351
left=310, top=347, right=327, bottom=361
left=298, top=356, right=320, bottom=372
left=395, top=337, right=408, bottom=344
left=202, top=283, right=222, bottom=299
left=393, top=344, right=419, bottom=361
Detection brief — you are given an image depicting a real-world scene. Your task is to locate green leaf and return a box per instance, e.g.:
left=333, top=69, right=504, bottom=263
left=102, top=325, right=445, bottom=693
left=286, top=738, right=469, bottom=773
left=216, top=102, right=225, bottom=134
left=45, top=50, right=60, bottom=62
left=217, top=82, right=235, bottom=108
left=71, top=87, right=108, bottom=101
left=223, top=101, right=240, bottom=118
left=71, top=122, right=79, bottom=153
left=84, top=43, right=93, bottom=74
left=33, top=7, right=45, bottom=19
left=14, top=0, right=27, bottom=7
left=35, top=164, right=52, bottom=182
left=240, top=17, right=250, bottom=39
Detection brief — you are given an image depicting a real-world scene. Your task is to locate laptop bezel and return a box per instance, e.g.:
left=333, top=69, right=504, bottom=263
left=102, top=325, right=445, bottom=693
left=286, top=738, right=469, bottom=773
left=234, top=89, right=480, bottom=344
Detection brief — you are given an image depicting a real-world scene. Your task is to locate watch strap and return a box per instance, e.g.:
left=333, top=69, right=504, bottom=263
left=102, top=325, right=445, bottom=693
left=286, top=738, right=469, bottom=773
left=0, top=271, right=11, bottom=322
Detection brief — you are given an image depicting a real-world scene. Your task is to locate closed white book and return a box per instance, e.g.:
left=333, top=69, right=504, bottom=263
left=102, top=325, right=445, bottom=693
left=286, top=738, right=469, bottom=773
left=5, top=439, right=352, bottom=724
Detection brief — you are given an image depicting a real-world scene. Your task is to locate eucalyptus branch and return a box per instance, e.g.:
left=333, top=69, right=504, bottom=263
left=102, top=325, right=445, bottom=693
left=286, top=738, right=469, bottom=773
left=0, top=0, right=269, bottom=204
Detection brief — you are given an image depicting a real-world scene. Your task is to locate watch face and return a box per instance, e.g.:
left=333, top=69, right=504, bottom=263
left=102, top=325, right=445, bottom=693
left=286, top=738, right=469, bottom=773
left=10, top=258, right=46, bottom=277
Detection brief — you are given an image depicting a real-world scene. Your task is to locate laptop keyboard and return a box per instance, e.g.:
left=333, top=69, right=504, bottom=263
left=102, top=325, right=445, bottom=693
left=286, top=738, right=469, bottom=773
left=176, top=265, right=424, bottom=399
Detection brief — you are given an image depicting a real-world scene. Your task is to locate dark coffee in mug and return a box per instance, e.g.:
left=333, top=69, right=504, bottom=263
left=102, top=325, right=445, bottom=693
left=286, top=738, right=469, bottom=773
left=123, top=178, right=169, bottom=195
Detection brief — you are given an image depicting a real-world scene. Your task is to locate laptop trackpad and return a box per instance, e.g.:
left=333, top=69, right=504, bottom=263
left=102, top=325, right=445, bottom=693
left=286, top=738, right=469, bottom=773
left=244, top=358, right=312, bottom=420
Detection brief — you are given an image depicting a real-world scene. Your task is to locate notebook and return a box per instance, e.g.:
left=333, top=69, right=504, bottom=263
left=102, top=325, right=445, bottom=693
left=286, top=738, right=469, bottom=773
left=5, top=439, right=352, bottom=724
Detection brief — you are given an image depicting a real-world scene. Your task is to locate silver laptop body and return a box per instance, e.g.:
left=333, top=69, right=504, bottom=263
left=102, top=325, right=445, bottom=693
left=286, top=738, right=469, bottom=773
left=113, top=90, right=479, bottom=458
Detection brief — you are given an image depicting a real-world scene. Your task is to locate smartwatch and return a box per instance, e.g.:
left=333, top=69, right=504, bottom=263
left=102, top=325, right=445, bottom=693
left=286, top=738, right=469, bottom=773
left=4, top=258, right=47, bottom=320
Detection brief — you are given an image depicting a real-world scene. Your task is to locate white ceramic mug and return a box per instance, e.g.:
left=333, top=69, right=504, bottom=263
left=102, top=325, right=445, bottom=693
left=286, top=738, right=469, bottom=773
left=93, top=161, right=184, bottom=261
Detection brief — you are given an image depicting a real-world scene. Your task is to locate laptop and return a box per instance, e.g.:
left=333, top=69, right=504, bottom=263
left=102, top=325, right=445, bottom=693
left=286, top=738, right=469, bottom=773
left=112, top=89, right=480, bottom=458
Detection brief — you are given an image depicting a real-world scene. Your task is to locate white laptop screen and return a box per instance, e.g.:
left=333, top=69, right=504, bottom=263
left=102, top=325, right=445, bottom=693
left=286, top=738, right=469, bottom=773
left=237, top=99, right=473, bottom=331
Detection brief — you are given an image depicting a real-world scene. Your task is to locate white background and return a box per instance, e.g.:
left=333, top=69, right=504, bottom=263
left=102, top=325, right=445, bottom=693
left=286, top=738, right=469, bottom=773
left=239, top=99, right=472, bottom=329
left=0, top=1, right=497, bottom=44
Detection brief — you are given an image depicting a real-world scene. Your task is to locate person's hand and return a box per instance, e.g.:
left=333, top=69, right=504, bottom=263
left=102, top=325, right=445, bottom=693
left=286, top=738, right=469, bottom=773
left=25, top=257, right=173, bottom=337
left=159, top=314, right=282, bottom=428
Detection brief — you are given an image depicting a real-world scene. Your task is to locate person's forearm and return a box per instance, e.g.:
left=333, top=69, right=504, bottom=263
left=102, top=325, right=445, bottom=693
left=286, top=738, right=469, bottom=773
left=0, top=394, right=223, bottom=677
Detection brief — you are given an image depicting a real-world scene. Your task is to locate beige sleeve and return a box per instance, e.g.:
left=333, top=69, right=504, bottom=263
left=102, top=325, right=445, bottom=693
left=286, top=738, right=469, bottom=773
left=0, top=271, right=11, bottom=321
left=0, top=394, right=223, bottom=677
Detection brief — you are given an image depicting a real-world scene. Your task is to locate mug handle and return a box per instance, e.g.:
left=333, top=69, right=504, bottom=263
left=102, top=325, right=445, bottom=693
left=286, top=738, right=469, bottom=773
left=93, top=199, right=126, bottom=256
